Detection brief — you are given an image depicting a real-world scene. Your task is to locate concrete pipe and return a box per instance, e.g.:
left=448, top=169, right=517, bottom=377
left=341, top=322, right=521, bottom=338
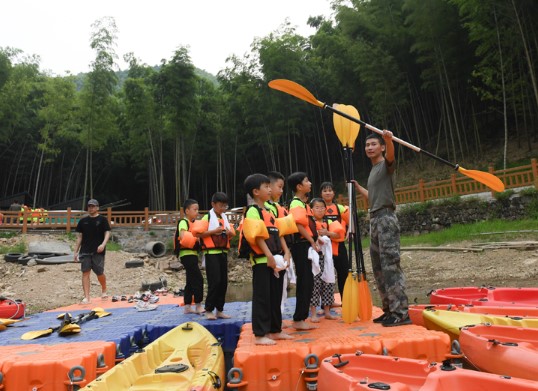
left=145, top=241, right=166, bottom=258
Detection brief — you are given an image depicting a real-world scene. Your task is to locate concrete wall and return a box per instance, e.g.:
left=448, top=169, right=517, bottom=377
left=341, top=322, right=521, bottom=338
left=110, top=226, right=175, bottom=253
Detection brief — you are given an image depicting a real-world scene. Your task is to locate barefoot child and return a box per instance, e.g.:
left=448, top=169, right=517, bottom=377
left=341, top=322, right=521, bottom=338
left=243, top=174, right=293, bottom=345
left=309, top=198, right=344, bottom=322
left=198, top=192, right=235, bottom=320
left=287, top=172, right=319, bottom=330
left=177, top=199, right=204, bottom=314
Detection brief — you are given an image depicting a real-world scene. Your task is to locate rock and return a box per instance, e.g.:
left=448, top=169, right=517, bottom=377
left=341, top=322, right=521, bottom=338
left=27, top=259, right=38, bottom=267
left=37, top=267, right=48, bottom=273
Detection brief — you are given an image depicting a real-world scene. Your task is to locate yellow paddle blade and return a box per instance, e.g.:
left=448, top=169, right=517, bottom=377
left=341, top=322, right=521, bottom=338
left=92, top=307, right=112, bottom=318
left=59, top=323, right=81, bottom=336
left=357, top=275, right=373, bottom=321
left=333, top=104, right=361, bottom=149
left=56, top=312, right=72, bottom=320
left=342, top=272, right=359, bottom=324
left=268, top=79, right=325, bottom=108
left=457, top=167, right=505, bottom=192
left=21, top=328, right=54, bottom=340
left=0, top=318, right=21, bottom=326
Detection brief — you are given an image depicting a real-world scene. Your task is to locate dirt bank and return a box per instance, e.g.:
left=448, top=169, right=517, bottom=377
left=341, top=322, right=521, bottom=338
left=1, top=233, right=537, bottom=314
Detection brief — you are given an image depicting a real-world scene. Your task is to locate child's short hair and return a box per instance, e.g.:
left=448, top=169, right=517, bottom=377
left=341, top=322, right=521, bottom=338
left=366, top=133, right=385, bottom=145
left=319, top=181, right=334, bottom=193
left=287, top=172, right=308, bottom=192
left=211, top=192, right=229, bottom=204
left=310, top=198, right=326, bottom=208
left=244, top=174, right=270, bottom=198
left=267, top=171, right=285, bottom=183
left=183, top=199, right=198, bottom=210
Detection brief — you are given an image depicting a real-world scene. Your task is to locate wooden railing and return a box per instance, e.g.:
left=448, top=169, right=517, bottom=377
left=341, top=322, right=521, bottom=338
left=0, top=207, right=244, bottom=234
left=337, top=158, right=538, bottom=211
left=0, top=159, right=535, bottom=232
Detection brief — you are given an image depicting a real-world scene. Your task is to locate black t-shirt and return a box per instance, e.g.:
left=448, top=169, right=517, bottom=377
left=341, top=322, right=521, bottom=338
left=76, top=214, right=111, bottom=254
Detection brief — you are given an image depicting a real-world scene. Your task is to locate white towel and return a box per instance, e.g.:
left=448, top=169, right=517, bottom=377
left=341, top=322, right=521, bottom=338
left=273, top=254, right=288, bottom=278
left=308, top=247, right=321, bottom=276
left=287, top=257, right=297, bottom=284
left=308, top=237, right=335, bottom=283
left=319, top=236, right=335, bottom=284
left=208, top=208, right=230, bottom=230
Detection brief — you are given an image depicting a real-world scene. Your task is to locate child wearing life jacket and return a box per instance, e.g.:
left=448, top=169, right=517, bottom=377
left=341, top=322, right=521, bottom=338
left=177, top=199, right=204, bottom=314
left=287, top=172, right=319, bottom=330
left=265, top=172, right=296, bottom=311
left=197, top=192, right=235, bottom=320
left=320, top=182, right=350, bottom=304
left=243, top=174, right=292, bottom=345
left=309, top=198, right=344, bottom=322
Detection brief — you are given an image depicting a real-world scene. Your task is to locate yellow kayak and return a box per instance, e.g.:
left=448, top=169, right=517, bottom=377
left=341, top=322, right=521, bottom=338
left=81, top=322, right=224, bottom=391
left=422, top=309, right=538, bottom=340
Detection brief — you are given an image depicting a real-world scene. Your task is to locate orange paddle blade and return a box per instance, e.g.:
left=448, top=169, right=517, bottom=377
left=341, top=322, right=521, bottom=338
left=268, top=79, right=325, bottom=108
left=342, top=272, right=359, bottom=324
left=457, top=167, right=505, bottom=192
left=333, top=104, right=361, bottom=149
left=357, top=275, right=372, bottom=321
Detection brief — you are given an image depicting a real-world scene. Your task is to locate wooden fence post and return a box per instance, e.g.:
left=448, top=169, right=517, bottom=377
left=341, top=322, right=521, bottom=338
left=451, top=174, right=457, bottom=196
left=419, top=179, right=425, bottom=202
left=531, top=159, right=538, bottom=189
left=144, top=207, right=149, bottom=231
left=66, top=207, right=71, bottom=233
left=489, top=164, right=496, bottom=196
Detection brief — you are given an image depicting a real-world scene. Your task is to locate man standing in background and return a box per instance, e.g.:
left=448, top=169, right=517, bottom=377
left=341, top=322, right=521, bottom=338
left=74, top=199, right=111, bottom=304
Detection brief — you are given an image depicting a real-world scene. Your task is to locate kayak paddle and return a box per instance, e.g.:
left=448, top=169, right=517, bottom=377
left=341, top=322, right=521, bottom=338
left=332, top=104, right=360, bottom=323
left=268, top=79, right=505, bottom=192
left=333, top=106, right=372, bottom=321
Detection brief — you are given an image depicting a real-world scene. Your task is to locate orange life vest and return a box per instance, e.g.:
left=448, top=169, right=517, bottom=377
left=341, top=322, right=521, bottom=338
left=245, top=205, right=282, bottom=258
left=201, top=214, right=233, bottom=250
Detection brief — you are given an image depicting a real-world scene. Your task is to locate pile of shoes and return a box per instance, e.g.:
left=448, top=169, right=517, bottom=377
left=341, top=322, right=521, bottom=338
left=132, top=290, right=160, bottom=311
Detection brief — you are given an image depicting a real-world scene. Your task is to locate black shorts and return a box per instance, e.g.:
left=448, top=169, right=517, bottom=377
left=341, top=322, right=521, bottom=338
left=79, top=253, right=105, bottom=275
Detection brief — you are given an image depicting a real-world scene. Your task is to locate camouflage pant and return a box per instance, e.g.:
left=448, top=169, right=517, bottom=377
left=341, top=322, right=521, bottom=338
left=370, top=210, right=408, bottom=317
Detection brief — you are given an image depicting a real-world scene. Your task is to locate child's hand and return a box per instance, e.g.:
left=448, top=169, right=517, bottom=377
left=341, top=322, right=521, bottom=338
left=225, top=228, right=234, bottom=237
left=311, top=242, right=320, bottom=252
left=284, top=250, right=291, bottom=264
left=267, top=255, right=276, bottom=269
left=318, top=228, right=329, bottom=236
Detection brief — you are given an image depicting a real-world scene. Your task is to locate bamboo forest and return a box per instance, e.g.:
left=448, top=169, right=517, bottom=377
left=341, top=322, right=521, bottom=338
left=1, top=0, right=537, bottom=211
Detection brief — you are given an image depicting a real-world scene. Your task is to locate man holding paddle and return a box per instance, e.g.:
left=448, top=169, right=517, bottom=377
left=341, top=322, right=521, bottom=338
left=353, top=131, right=410, bottom=327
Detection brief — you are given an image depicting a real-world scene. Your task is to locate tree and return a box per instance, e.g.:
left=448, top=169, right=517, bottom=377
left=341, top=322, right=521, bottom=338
left=79, top=17, right=119, bottom=206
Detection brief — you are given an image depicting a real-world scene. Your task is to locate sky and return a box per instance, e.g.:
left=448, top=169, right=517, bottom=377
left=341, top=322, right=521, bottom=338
left=1, top=0, right=334, bottom=76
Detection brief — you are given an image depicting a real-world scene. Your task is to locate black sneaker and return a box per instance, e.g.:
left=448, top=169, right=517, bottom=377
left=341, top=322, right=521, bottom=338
left=373, top=312, right=390, bottom=323
left=382, top=313, right=412, bottom=327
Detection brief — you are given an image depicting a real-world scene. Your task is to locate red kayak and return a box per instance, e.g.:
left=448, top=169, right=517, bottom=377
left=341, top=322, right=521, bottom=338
left=430, top=286, right=538, bottom=307
left=460, top=324, right=538, bottom=381
left=318, top=352, right=538, bottom=390
left=0, top=298, right=25, bottom=319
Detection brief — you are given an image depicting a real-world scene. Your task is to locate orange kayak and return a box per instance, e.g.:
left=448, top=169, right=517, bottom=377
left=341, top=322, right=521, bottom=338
left=459, top=324, right=538, bottom=381
left=409, top=304, right=538, bottom=328
left=318, top=352, right=538, bottom=390
left=430, top=286, right=538, bottom=307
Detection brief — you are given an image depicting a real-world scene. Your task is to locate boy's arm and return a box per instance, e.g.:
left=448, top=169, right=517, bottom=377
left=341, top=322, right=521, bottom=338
left=280, top=237, right=291, bottom=263
left=297, top=224, right=320, bottom=252
left=255, top=237, right=276, bottom=269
